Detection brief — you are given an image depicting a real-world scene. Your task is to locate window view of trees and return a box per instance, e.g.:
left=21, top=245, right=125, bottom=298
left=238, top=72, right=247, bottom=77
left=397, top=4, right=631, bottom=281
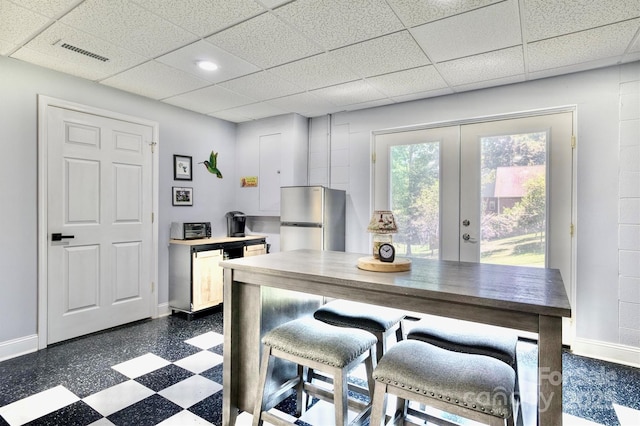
left=390, top=142, right=440, bottom=258
left=480, top=132, right=547, bottom=267
left=388, top=132, right=547, bottom=266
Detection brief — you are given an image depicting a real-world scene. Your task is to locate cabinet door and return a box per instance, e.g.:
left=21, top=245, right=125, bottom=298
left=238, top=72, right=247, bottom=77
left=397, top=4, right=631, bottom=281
left=192, top=249, right=223, bottom=311
left=244, top=243, right=267, bottom=257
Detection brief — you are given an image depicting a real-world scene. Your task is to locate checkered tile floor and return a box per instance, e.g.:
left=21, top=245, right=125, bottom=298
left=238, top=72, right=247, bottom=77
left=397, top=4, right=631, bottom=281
left=0, top=311, right=638, bottom=425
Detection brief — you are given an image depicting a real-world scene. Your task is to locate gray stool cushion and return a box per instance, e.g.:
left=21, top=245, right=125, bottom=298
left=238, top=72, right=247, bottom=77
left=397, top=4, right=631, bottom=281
left=314, top=299, right=404, bottom=333
left=262, top=317, right=377, bottom=368
left=374, top=340, right=515, bottom=419
left=407, top=317, right=517, bottom=368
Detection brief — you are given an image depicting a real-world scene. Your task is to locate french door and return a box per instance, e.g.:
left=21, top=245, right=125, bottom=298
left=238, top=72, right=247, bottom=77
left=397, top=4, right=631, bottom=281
left=374, top=112, right=574, bottom=302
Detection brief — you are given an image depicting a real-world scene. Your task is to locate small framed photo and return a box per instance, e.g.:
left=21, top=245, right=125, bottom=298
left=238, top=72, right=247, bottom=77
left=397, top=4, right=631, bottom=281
left=172, top=187, right=193, bottom=206
left=173, top=155, right=192, bottom=181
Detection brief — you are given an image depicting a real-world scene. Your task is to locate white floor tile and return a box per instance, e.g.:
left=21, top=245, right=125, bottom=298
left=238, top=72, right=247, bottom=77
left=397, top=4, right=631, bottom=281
left=87, top=418, right=116, bottom=426
left=158, top=375, right=222, bottom=408
left=185, top=331, right=224, bottom=350
left=299, top=399, right=360, bottom=425
left=235, top=409, right=297, bottom=426
left=111, top=353, right=170, bottom=379
left=613, top=403, right=640, bottom=425
left=0, top=385, right=79, bottom=426
left=82, top=380, right=154, bottom=417
left=173, top=350, right=223, bottom=374
left=156, top=409, right=212, bottom=425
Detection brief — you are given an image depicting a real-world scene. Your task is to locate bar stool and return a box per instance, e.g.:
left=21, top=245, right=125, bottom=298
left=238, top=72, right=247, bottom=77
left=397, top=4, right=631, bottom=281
left=370, top=340, right=517, bottom=426
left=406, top=316, right=521, bottom=405
left=313, top=299, right=405, bottom=362
left=252, top=317, right=378, bottom=426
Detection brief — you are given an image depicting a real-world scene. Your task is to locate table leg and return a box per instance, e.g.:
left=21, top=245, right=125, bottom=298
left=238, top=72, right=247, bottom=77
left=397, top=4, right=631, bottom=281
left=538, top=315, right=563, bottom=425
left=222, top=269, right=238, bottom=426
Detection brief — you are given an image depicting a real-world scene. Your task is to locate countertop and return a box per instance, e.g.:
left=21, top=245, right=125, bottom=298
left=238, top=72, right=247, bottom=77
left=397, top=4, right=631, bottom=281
left=169, top=235, right=266, bottom=245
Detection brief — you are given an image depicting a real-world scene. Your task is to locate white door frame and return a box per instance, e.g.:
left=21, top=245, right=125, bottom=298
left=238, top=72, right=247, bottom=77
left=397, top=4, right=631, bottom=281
left=371, top=106, right=578, bottom=341
left=37, top=95, right=159, bottom=349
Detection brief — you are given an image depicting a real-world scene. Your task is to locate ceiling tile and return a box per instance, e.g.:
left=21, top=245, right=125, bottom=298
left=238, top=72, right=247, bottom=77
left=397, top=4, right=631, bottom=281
left=411, top=0, right=522, bottom=63
left=209, top=109, right=252, bottom=123
left=343, top=98, right=396, bottom=111
left=131, top=0, right=265, bottom=37
left=101, top=61, right=211, bottom=99
left=206, top=12, right=322, bottom=69
left=218, top=102, right=289, bottom=121
left=274, top=0, right=404, bottom=50
left=0, top=0, right=50, bottom=45
left=310, top=80, right=386, bottom=106
left=330, top=31, right=430, bottom=78
left=0, top=40, right=14, bottom=55
left=256, top=0, right=290, bottom=8
left=452, top=74, right=525, bottom=93
left=10, top=22, right=146, bottom=80
left=218, top=71, right=303, bottom=101
left=523, top=0, right=640, bottom=42
left=386, top=0, right=502, bottom=28
left=269, top=53, right=360, bottom=90
left=268, top=92, right=340, bottom=116
left=10, top=0, right=81, bottom=18
left=155, top=40, right=260, bottom=84
left=437, top=46, right=524, bottom=86
left=366, top=66, right=448, bottom=97
left=163, top=85, right=255, bottom=113
left=528, top=20, right=640, bottom=72
left=391, top=88, right=454, bottom=103
left=60, top=0, right=197, bottom=58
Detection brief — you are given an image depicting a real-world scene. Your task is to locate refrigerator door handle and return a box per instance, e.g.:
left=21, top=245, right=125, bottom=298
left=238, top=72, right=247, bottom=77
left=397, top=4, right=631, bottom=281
left=280, top=222, right=322, bottom=228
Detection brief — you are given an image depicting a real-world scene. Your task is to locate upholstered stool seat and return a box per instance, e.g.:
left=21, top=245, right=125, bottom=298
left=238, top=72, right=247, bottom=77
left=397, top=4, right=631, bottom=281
left=407, top=317, right=518, bottom=368
left=314, top=299, right=405, bottom=362
left=252, top=317, right=377, bottom=426
left=370, top=340, right=517, bottom=426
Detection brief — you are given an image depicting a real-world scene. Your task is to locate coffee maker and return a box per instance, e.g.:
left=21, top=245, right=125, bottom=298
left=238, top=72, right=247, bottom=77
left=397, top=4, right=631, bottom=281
left=225, top=211, right=246, bottom=237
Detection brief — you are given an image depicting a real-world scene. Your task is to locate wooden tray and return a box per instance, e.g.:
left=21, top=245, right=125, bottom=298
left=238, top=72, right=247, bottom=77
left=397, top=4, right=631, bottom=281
left=357, top=256, right=411, bottom=272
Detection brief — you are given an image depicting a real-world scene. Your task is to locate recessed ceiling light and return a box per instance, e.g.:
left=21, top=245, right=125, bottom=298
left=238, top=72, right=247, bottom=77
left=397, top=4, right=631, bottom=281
left=196, top=60, right=218, bottom=71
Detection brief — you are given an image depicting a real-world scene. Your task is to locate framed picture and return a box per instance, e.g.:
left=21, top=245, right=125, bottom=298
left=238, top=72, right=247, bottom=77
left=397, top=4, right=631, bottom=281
left=173, top=155, right=192, bottom=181
left=172, top=187, right=193, bottom=206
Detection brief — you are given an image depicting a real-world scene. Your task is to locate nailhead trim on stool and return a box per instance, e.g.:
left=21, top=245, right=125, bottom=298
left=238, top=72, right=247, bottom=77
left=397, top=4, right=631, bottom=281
left=370, top=340, right=517, bottom=426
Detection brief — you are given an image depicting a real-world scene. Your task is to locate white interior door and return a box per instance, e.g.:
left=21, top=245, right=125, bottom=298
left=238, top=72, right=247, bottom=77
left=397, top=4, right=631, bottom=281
left=46, top=105, right=154, bottom=344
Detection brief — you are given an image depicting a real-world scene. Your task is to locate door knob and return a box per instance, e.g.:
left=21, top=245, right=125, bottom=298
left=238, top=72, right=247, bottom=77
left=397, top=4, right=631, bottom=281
left=52, top=233, right=75, bottom=241
left=462, top=233, right=477, bottom=243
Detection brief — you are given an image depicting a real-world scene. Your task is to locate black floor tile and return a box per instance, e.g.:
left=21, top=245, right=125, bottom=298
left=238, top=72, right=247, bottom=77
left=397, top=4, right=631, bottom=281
left=135, top=364, right=194, bottom=392
left=107, top=394, right=182, bottom=426
left=188, top=391, right=223, bottom=425
left=24, top=401, right=102, bottom=426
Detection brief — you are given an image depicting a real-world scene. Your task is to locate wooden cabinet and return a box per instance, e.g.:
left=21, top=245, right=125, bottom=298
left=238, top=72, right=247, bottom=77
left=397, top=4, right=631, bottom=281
left=169, top=236, right=266, bottom=318
left=235, top=113, right=308, bottom=216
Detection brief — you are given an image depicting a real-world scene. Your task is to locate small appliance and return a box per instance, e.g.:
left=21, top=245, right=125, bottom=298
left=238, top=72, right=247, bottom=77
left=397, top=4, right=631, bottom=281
left=225, top=211, right=246, bottom=237
left=170, top=222, right=211, bottom=240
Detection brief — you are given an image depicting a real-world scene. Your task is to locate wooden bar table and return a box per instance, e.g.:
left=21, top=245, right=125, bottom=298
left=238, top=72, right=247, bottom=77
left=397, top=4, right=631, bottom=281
left=221, top=249, right=571, bottom=426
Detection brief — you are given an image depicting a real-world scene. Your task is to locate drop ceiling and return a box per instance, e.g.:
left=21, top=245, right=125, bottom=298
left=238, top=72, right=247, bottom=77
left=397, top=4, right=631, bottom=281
left=2, top=0, right=639, bottom=123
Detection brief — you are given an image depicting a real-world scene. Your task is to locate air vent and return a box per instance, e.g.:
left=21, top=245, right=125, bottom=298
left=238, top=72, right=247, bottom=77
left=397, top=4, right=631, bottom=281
left=61, top=43, right=109, bottom=62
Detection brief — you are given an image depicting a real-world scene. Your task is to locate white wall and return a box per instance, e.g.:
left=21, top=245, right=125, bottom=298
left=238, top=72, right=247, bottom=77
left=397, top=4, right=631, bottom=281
left=0, top=56, right=237, bottom=351
left=309, top=62, right=640, bottom=363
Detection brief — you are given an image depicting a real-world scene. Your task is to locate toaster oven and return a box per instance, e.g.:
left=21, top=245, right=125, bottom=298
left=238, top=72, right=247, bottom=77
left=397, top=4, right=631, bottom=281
left=170, top=222, right=211, bottom=240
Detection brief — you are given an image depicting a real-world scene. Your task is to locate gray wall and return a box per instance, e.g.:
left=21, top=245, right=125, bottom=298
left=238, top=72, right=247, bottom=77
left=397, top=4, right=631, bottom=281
left=1, top=53, right=638, bottom=362
left=308, top=62, right=640, bottom=355
left=0, top=56, right=236, bottom=344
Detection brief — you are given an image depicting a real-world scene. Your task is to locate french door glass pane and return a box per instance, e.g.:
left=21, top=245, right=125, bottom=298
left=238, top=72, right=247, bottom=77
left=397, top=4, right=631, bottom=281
left=480, top=131, right=547, bottom=267
left=389, top=141, right=440, bottom=259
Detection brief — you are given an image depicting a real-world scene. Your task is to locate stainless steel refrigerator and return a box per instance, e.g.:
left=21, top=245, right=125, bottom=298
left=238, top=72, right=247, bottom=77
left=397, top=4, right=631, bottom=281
left=280, top=186, right=346, bottom=251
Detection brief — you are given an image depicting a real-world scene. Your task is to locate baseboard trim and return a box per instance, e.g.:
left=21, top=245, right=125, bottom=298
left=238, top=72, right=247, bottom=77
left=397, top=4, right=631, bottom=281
left=571, top=337, right=640, bottom=368
left=156, top=302, right=171, bottom=318
left=0, top=334, right=38, bottom=362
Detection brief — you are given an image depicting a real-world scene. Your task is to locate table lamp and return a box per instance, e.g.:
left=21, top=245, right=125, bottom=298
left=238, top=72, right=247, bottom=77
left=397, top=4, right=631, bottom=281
left=367, top=210, right=397, bottom=259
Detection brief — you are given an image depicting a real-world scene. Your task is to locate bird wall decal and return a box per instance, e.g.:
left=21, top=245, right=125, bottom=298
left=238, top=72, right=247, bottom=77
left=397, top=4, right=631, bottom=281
left=199, top=150, right=223, bottom=179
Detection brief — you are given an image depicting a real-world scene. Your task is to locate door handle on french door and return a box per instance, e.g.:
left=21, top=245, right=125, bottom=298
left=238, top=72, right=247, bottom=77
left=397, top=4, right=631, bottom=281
left=462, top=233, right=477, bottom=243
left=52, top=233, right=75, bottom=241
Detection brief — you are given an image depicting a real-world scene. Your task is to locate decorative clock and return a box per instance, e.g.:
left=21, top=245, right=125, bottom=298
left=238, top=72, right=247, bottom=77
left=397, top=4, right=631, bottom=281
left=378, top=243, right=395, bottom=263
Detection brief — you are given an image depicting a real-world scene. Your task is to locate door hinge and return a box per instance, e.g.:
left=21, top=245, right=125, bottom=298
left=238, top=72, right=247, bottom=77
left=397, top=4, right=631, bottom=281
left=571, top=135, right=576, bottom=149
left=151, top=281, right=155, bottom=292
left=570, top=223, right=575, bottom=237
left=371, top=152, right=376, bottom=163
left=151, top=212, right=154, bottom=223
left=149, top=141, right=158, bottom=153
